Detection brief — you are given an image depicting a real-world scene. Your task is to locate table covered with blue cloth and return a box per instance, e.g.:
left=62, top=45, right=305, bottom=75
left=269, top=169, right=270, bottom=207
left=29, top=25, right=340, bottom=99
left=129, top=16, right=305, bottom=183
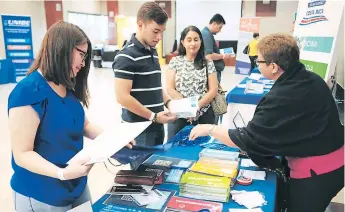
left=0, top=59, right=16, bottom=84
left=226, top=77, right=273, bottom=105
left=92, top=126, right=277, bottom=212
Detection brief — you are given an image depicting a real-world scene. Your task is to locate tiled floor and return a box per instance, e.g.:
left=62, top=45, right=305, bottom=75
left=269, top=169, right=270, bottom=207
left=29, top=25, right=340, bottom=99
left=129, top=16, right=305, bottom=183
left=0, top=65, right=343, bottom=211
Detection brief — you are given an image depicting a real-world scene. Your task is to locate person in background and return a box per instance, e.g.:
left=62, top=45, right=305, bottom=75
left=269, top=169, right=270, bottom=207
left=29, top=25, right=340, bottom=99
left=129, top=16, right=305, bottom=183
left=166, top=26, right=218, bottom=139
left=248, top=32, right=259, bottom=73
left=8, top=21, right=134, bottom=211
left=189, top=34, right=344, bottom=212
left=113, top=2, right=176, bottom=150
left=201, top=13, right=229, bottom=83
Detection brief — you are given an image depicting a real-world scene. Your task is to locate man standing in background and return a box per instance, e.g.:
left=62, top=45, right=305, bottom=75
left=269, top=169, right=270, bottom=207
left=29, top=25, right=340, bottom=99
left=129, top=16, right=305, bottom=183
left=248, top=33, right=259, bottom=73
left=202, top=14, right=230, bottom=83
left=113, top=2, right=176, bottom=153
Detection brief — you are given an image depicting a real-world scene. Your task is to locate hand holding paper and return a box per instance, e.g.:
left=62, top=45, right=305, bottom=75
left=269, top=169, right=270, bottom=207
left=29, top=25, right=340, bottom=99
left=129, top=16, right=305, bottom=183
left=67, top=121, right=152, bottom=165
left=169, top=96, right=199, bottom=119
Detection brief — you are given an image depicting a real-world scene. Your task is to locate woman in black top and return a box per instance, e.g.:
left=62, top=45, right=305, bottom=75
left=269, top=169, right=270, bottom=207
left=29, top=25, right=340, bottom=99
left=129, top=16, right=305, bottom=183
left=189, top=34, right=344, bottom=212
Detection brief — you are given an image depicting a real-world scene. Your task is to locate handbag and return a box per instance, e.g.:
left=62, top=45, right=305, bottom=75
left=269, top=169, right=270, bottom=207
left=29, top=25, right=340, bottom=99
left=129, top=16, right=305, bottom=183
left=205, top=61, right=227, bottom=116
left=243, top=45, right=249, bottom=54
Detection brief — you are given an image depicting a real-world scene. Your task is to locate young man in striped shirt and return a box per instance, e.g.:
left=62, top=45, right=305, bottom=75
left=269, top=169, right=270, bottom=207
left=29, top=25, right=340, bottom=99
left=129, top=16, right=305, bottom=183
left=113, top=2, right=176, bottom=149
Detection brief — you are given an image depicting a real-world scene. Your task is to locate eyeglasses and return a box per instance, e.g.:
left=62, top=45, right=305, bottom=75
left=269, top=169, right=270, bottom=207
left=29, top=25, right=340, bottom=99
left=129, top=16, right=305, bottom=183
left=75, top=47, right=88, bottom=62
left=256, top=60, right=267, bottom=66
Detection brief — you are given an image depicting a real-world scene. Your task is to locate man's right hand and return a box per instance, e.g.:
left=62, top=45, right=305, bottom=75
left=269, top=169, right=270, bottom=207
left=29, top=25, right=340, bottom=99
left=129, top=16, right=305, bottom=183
left=156, top=110, right=177, bottom=124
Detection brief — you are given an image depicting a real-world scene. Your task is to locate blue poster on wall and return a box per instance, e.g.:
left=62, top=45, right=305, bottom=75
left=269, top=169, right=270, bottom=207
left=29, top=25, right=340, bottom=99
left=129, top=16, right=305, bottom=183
left=1, top=15, right=34, bottom=78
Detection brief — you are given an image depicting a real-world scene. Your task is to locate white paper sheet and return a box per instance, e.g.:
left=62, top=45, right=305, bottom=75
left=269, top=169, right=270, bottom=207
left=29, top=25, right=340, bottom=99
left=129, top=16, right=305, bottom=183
left=67, top=201, right=92, bottom=212
left=238, top=169, right=266, bottom=180
left=67, top=121, right=152, bottom=165
left=248, top=73, right=262, bottom=81
left=240, top=159, right=258, bottom=167
left=169, top=96, right=199, bottom=118
left=244, top=82, right=264, bottom=94
left=131, top=189, right=164, bottom=206
left=230, top=190, right=267, bottom=209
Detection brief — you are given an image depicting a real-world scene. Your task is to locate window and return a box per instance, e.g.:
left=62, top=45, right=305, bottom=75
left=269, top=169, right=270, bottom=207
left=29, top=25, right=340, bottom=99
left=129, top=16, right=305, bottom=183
left=68, top=12, right=108, bottom=44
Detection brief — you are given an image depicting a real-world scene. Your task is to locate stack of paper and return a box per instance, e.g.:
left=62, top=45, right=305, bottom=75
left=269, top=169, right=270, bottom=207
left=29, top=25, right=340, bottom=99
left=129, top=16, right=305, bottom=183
left=169, top=96, right=199, bottom=118
left=179, top=171, right=231, bottom=202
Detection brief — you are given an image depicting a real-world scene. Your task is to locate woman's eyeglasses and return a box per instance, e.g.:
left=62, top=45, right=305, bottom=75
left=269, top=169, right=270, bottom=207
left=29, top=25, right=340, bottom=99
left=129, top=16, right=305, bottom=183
left=256, top=60, right=267, bottom=66
left=75, top=47, right=88, bottom=62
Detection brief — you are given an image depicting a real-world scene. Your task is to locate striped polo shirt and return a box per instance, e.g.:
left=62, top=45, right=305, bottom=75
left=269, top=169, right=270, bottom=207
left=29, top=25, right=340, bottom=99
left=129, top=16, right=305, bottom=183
left=113, top=34, right=164, bottom=130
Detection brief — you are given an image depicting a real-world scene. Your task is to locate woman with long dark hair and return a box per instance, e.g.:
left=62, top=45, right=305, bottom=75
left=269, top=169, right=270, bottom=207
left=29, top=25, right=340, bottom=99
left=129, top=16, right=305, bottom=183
left=8, top=21, right=133, bottom=211
left=166, top=26, right=218, bottom=139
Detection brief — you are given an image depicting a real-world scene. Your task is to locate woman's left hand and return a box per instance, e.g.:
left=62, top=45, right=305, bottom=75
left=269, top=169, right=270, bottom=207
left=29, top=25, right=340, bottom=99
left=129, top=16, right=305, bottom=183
left=189, top=124, right=213, bottom=140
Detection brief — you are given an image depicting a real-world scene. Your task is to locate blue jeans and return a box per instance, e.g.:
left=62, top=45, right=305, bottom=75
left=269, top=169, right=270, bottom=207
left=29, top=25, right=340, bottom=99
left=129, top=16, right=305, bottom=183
left=13, top=186, right=91, bottom=212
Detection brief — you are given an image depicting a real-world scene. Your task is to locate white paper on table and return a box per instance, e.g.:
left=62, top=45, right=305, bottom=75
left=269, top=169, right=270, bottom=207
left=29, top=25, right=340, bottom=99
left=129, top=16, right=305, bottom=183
left=238, top=169, right=266, bottom=180
left=230, top=190, right=267, bottom=209
left=245, top=82, right=264, bottom=94
left=240, top=159, right=258, bottom=167
left=237, top=84, right=247, bottom=88
left=131, top=189, right=164, bottom=206
left=67, top=201, right=92, bottom=212
left=67, top=121, right=152, bottom=165
left=169, top=96, right=199, bottom=118
left=229, top=208, right=263, bottom=212
left=248, top=73, right=262, bottom=81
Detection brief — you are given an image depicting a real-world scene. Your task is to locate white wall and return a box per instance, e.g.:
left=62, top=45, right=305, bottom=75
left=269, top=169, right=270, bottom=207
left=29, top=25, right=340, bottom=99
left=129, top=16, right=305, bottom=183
left=176, top=0, right=242, bottom=41
left=0, top=1, right=46, bottom=59
left=118, top=0, right=175, bottom=55
left=63, top=0, right=107, bottom=20
left=242, top=0, right=298, bottom=36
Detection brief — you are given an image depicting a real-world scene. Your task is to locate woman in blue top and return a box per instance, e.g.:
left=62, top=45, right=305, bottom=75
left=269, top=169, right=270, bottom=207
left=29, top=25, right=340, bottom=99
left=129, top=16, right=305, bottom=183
left=8, top=21, right=134, bottom=211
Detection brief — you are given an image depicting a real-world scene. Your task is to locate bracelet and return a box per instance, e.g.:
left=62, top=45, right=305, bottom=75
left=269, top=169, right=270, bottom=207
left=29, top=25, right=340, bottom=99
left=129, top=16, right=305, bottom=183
left=149, top=112, right=155, bottom=121
left=164, top=99, right=171, bottom=108
left=208, top=125, right=215, bottom=136
left=57, top=168, right=65, bottom=181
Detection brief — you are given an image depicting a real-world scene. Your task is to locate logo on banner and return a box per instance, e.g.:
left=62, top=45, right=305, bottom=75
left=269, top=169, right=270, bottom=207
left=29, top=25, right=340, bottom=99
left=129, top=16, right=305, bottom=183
left=299, top=0, right=328, bottom=25
left=239, top=18, right=260, bottom=33
left=295, top=36, right=333, bottom=53
left=4, top=19, right=30, bottom=27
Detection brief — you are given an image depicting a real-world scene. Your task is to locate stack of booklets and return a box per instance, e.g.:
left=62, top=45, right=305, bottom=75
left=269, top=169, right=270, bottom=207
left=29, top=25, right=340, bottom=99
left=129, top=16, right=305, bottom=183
left=189, top=157, right=239, bottom=179
left=199, top=149, right=239, bottom=161
left=179, top=171, right=231, bottom=202
left=166, top=196, right=223, bottom=212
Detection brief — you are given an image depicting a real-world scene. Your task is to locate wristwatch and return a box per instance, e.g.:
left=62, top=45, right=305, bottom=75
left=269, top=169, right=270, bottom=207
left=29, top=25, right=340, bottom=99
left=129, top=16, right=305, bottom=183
left=152, top=113, right=158, bottom=123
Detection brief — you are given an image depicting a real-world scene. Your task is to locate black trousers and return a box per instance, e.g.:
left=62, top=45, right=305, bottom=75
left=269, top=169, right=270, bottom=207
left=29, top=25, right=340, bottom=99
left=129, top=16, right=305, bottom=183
left=167, top=107, right=215, bottom=140
left=287, top=166, right=344, bottom=212
left=249, top=56, right=258, bottom=73
left=130, top=124, right=164, bottom=170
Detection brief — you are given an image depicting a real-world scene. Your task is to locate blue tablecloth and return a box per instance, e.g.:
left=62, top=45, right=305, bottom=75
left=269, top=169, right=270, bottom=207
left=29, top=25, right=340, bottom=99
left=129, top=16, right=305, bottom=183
left=92, top=127, right=277, bottom=212
left=226, top=77, right=272, bottom=105
left=251, top=67, right=260, bottom=74
left=0, top=59, right=16, bottom=84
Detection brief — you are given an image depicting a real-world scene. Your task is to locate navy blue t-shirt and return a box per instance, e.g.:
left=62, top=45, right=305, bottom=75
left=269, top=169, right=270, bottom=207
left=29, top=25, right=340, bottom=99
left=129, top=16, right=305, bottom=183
left=8, top=70, right=86, bottom=206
